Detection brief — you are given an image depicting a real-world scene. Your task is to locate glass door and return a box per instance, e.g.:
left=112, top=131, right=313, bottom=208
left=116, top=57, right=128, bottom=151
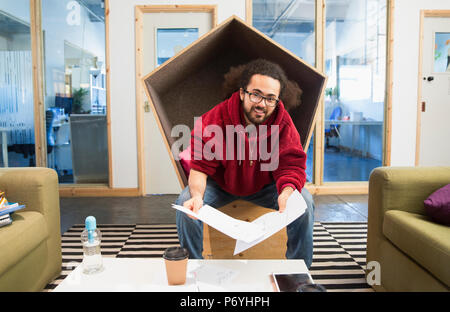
left=41, top=0, right=108, bottom=184
left=0, top=2, right=35, bottom=168
left=323, top=0, right=386, bottom=181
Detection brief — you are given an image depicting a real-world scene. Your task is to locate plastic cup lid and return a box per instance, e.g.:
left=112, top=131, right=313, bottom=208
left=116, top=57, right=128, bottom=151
left=163, top=247, right=189, bottom=260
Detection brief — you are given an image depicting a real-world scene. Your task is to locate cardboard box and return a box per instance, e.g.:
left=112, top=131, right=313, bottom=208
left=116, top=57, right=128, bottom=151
left=202, top=201, right=287, bottom=259
left=143, top=16, right=326, bottom=188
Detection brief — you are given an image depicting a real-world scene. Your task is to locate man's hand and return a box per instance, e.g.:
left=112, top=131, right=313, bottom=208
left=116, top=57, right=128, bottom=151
left=278, top=186, right=295, bottom=213
left=183, top=195, right=204, bottom=220
left=184, top=169, right=208, bottom=220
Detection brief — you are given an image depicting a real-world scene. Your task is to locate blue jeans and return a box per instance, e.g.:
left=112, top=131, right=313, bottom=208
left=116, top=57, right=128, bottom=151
left=175, top=178, right=315, bottom=269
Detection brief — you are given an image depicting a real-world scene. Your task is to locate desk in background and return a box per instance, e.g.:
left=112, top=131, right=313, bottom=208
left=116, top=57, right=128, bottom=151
left=69, top=114, right=108, bottom=183
left=0, top=125, right=30, bottom=167
left=51, top=121, right=72, bottom=173
left=324, top=120, right=383, bottom=157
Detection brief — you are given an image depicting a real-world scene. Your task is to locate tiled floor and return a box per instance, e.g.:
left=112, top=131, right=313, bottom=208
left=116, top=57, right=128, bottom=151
left=59, top=193, right=368, bottom=235
left=313, top=194, right=368, bottom=221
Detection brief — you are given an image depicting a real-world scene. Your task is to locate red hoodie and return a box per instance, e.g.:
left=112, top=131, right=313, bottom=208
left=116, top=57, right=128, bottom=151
left=189, top=91, right=307, bottom=196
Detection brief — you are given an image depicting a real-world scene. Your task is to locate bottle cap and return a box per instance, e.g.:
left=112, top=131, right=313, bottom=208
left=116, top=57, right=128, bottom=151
left=85, top=216, right=97, bottom=231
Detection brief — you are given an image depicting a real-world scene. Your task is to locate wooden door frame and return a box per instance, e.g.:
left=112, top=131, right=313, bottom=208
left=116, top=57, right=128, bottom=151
left=313, top=0, right=325, bottom=187
left=30, top=0, right=46, bottom=167
left=29, top=0, right=129, bottom=196
left=59, top=0, right=120, bottom=196
left=415, top=10, right=450, bottom=166
left=246, top=0, right=252, bottom=25
left=59, top=0, right=139, bottom=197
left=383, top=0, right=394, bottom=168
left=316, top=0, right=394, bottom=194
left=135, top=5, right=218, bottom=196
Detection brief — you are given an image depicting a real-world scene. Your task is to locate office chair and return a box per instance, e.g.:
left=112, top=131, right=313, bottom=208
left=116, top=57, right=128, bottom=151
left=55, top=95, right=73, bottom=115
left=325, top=106, right=342, bottom=151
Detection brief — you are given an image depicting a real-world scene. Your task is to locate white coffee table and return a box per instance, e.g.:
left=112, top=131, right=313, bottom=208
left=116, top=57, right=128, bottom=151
left=54, top=258, right=310, bottom=292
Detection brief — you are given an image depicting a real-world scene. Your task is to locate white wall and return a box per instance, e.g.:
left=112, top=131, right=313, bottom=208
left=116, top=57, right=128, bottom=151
left=391, top=0, right=450, bottom=166
left=108, top=0, right=246, bottom=188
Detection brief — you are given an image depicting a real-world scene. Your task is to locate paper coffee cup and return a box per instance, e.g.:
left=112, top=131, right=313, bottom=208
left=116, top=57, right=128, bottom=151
left=163, top=247, right=189, bottom=285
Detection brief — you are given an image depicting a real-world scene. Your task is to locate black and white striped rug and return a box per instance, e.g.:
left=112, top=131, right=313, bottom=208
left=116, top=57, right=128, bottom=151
left=44, top=222, right=372, bottom=292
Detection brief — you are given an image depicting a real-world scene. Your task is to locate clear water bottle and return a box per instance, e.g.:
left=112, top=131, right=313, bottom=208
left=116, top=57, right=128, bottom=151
left=81, top=216, right=103, bottom=274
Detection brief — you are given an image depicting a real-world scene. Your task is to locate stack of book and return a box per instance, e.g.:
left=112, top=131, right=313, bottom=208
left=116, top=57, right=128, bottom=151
left=0, top=213, right=12, bottom=227
left=0, top=191, right=25, bottom=228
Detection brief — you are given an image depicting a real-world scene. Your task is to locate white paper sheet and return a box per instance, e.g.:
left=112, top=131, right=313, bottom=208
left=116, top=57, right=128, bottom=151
left=171, top=190, right=306, bottom=252
left=171, top=204, right=265, bottom=243
left=233, top=190, right=307, bottom=255
left=191, top=263, right=239, bottom=292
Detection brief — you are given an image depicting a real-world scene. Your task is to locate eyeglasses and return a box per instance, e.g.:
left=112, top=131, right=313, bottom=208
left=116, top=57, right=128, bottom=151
left=243, top=89, right=280, bottom=107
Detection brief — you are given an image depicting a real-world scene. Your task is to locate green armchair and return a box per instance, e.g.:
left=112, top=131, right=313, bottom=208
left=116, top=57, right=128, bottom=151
left=367, top=166, right=450, bottom=292
left=0, top=167, right=62, bottom=291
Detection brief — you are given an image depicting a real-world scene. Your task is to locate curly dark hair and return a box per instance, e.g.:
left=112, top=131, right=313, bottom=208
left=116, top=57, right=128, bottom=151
left=222, top=59, right=303, bottom=110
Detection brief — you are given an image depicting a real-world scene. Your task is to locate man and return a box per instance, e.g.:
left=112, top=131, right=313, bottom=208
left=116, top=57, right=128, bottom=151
left=175, top=59, right=314, bottom=268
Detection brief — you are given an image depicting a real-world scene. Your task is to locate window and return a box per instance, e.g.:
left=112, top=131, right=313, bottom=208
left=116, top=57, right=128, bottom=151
left=323, top=0, right=386, bottom=181
left=434, top=32, right=450, bottom=73
left=156, top=28, right=199, bottom=66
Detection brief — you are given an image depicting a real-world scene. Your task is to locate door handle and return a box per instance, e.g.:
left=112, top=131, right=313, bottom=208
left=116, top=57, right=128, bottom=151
left=422, top=101, right=426, bottom=112
left=426, top=76, right=434, bottom=82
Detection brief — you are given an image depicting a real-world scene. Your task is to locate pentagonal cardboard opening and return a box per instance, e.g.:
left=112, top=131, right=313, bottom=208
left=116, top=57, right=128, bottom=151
left=143, top=16, right=326, bottom=187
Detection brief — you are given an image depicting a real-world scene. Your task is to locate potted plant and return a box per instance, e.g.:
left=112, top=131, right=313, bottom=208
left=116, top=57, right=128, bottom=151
left=72, top=87, right=89, bottom=114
